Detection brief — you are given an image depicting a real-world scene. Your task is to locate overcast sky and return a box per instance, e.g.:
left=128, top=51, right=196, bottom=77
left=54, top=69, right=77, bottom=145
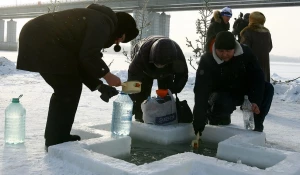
left=1, top=0, right=299, bottom=58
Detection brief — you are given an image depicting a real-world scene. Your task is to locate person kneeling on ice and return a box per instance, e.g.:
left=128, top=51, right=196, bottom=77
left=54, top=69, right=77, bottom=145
left=193, top=31, right=274, bottom=136
left=16, top=4, right=138, bottom=149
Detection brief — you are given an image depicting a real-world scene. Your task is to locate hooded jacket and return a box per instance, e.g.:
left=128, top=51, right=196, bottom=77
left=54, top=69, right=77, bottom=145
left=193, top=41, right=265, bottom=133
left=205, top=11, right=230, bottom=52
left=128, top=35, right=188, bottom=93
left=16, top=4, right=118, bottom=90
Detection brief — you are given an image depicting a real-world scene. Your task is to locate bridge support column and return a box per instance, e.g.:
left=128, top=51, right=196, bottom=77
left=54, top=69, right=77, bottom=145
left=1, top=19, right=18, bottom=51
left=0, top=19, right=4, bottom=42
left=7, top=19, right=17, bottom=42
left=133, top=10, right=170, bottom=39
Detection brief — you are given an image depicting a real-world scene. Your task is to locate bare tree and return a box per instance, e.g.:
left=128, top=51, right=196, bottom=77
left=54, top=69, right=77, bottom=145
left=186, top=0, right=212, bottom=70
left=47, top=0, right=60, bottom=13
left=123, top=0, right=151, bottom=63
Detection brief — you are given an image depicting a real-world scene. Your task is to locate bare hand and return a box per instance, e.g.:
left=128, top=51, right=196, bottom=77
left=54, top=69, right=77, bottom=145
left=103, top=72, right=121, bottom=86
left=251, top=103, right=260, bottom=114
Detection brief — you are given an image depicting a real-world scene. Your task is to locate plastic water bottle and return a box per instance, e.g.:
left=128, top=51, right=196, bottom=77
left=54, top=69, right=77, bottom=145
left=111, top=92, right=133, bottom=136
left=241, top=95, right=255, bottom=130
left=5, top=95, right=26, bottom=144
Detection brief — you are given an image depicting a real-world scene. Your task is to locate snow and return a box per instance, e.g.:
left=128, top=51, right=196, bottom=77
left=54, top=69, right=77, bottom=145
left=0, top=51, right=300, bottom=175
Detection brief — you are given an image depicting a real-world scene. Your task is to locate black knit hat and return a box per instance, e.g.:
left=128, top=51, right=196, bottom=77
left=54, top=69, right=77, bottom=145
left=149, top=38, right=177, bottom=65
left=115, top=12, right=139, bottom=43
left=215, top=31, right=236, bottom=50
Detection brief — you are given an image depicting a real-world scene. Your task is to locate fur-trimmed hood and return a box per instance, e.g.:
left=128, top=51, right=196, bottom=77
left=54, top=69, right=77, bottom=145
left=210, top=10, right=230, bottom=30
left=212, top=40, right=244, bottom=64
left=240, top=11, right=269, bottom=35
left=211, top=11, right=222, bottom=23
left=240, top=23, right=270, bottom=36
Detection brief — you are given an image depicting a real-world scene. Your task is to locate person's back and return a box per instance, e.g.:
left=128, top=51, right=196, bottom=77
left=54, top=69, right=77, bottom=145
left=232, top=12, right=249, bottom=42
left=240, top=11, right=272, bottom=82
left=129, top=35, right=171, bottom=79
left=17, top=5, right=118, bottom=74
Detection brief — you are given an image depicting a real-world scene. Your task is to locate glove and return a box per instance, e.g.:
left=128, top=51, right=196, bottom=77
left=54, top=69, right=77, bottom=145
left=98, top=84, right=119, bottom=102
left=193, top=123, right=204, bottom=136
left=194, top=130, right=202, bottom=137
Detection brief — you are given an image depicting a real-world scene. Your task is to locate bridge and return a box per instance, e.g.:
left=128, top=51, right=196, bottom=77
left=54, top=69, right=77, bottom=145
left=0, top=0, right=299, bottom=50
left=1, top=0, right=300, bottom=19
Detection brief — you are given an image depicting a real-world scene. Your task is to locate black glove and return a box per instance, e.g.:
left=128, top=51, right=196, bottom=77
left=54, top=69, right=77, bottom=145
left=98, top=84, right=119, bottom=102
left=193, top=123, right=204, bottom=136
left=194, top=129, right=202, bottom=136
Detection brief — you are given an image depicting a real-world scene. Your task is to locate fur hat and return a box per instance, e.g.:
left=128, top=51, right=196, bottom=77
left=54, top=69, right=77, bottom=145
left=249, top=11, right=266, bottom=25
left=115, top=12, right=139, bottom=43
left=149, top=38, right=177, bottom=65
left=220, top=7, right=232, bottom=17
left=215, top=31, right=236, bottom=50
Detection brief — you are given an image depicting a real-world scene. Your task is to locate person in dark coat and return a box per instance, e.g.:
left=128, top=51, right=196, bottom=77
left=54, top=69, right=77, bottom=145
left=240, top=11, right=273, bottom=82
left=232, top=12, right=249, bottom=42
left=128, top=35, right=188, bottom=122
left=16, top=4, right=139, bottom=148
left=206, top=6, right=232, bottom=53
left=193, top=31, right=274, bottom=136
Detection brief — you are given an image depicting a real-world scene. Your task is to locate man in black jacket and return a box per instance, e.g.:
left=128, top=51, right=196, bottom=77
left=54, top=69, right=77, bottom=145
left=232, top=12, right=249, bottom=42
left=16, top=4, right=139, bottom=148
left=193, top=31, right=274, bottom=136
left=128, top=36, right=188, bottom=122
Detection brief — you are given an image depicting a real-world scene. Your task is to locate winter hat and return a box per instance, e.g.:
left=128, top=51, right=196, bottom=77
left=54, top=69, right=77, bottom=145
left=149, top=38, right=177, bottom=65
left=249, top=11, right=266, bottom=25
left=115, top=12, right=139, bottom=43
left=215, top=31, right=236, bottom=50
left=220, top=7, right=232, bottom=17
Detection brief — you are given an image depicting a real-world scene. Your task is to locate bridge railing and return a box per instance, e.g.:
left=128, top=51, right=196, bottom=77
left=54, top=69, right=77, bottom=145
left=0, top=0, right=100, bottom=8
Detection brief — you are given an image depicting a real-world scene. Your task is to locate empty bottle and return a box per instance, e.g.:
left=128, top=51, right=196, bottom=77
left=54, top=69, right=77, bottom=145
left=111, top=92, right=133, bottom=136
left=5, top=95, right=26, bottom=144
left=241, top=95, right=255, bottom=130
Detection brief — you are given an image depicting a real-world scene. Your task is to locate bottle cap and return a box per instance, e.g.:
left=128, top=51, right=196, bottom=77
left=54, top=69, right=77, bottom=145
left=12, top=98, right=19, bottom=103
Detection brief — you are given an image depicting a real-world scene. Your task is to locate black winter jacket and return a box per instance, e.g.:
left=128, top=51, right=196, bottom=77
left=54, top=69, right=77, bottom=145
left=17, top=4, right=117, bottom=90
left=128, top=35, right=188, bottom=93
left=193, top=42, right=265, bottom=133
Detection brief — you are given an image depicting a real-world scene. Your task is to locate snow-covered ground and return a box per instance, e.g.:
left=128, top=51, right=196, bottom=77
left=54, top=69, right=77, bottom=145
left=0, top=51, right=300, bottom=175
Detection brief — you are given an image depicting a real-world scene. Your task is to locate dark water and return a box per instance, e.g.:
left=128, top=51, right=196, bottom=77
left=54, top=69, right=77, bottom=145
left=122, top=139, right=217, bottom=165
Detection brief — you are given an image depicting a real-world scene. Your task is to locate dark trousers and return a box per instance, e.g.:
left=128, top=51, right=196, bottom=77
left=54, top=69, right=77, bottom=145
left=128, top=74, right=174, bottom=121
left=40, top=73, right=83, bottom=145
left=208, top=82, right=274, bottom=131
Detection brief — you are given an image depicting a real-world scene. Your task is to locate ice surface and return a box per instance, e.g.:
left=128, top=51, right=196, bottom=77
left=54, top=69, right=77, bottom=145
left=1, top=52, right=300, bottom=175
left=46, top=124, right=300, bottom=175
left=130, top=121, right=195, bottom=145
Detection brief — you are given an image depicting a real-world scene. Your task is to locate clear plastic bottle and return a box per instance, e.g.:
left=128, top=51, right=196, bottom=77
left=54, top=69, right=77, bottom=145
left=5, top=95, right=26, bottom=144
left=241, top=95, right=255, bottom=130
left=111, top=92, right=133, bottom=136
